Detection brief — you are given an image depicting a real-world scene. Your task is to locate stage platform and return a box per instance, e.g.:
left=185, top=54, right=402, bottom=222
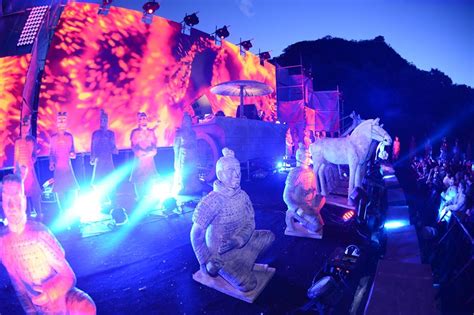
left=0, top=172, right=369, bottom=315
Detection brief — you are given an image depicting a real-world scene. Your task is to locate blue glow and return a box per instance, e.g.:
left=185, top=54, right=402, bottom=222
left=277, top=161, right=283, bottom=169
left=384, top=219, right=410, bottom=230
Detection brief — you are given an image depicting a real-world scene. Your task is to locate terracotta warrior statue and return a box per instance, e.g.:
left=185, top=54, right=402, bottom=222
left=284, top=144, right=325, bottom=238
left=90, top=110, right=118, bottom=203
left=90, top=109, right=117, bottom=185
left=173, top=113, right=201, bottom=195
left=14, top=114, right=42, bottom=220
left=0, top=174, right=96, bottom=314
left=49, top=112, right=79, bottom=214
left=190, top=148, right=274, bottom=292
left=129, top=112, right=158, bottom=200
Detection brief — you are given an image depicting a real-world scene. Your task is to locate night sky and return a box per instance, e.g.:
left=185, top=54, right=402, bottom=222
left=114, top=0, right=473, bottom=87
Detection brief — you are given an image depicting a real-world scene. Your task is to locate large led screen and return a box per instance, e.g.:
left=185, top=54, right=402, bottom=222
left=0, top=55, right=31, bottom=168
left=37, top=3, right=276, bottom=155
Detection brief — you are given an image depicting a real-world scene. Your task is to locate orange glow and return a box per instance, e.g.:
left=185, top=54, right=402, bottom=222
left=0, top=55, right=31, bottom=168
left=37, top=3, right=276, bottom=155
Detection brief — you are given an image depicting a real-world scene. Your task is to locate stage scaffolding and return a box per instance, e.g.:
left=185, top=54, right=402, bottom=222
left=276, top=63, right=341, bottom=140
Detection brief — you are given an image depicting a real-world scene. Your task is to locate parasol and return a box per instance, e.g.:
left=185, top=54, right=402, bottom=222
left=210, top=80, right=273, bottom=118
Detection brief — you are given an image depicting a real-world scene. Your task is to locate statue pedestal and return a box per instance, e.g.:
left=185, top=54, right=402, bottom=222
left=192, top=264, right=275, bottom=303
left=284, top=226, right=323, bottom=239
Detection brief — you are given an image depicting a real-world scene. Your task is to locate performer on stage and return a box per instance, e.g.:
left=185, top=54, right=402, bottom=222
left=49, top=112, right=79, bottom=214
left=14, top=114, right=42, bottom=220
left=90, top=110, right=117, bottom=204
left=129, top=112, right=158, bottom=200
left=0, top=174, right=96, bottom=314
left=392, top=136, right=400, bottom=161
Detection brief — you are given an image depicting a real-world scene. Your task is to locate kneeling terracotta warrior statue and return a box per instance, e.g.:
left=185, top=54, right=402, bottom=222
left=283, top=144, right=325, bottom=238
left=190, top=148, right=274, bottom=292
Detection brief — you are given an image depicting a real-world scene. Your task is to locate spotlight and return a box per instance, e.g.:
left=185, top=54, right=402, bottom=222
left=342, top=210, right=356, bottom=222
left=258, top=51, right=271, bottom=65
left=143, top=1, right=160, bottom=14
left=239, top=39, right=253, bottom=51
left=215, top=25, right=230, bottom=39
left=110, top=207, right=128, bottom=226
left=163, top=197, right=180, bottom=214
left=17, top=5, right=48, bottom=47
left=98, top=0, right=112, bottom=16
left=183, top=12, right=199, bottom=27
left=142, top=1, right=160, bottom=24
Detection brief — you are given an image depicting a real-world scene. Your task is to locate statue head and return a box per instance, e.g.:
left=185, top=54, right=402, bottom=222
left=57, top=111, right=68, bottom=131
left=296, top=143, right=311, bottom=167
left=137, top=112, right=148, bottom=129
left=2, top=174, right=27, bottom=233
left=20, top=114, right=31, bottom=136
left=182, top=113, right=192, bottom=129
left=100, top=109, right=109, bottom=129
left=216, top=147, right=241, bottom=189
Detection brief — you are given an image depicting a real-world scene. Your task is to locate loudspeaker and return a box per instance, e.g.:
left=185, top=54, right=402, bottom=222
left=236, top=104, right=259, bottom=119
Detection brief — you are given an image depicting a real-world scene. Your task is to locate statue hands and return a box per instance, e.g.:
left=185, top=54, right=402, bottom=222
left=204, top=255, right=224, bottom=277
left=218, top=237, right=242, bottom=255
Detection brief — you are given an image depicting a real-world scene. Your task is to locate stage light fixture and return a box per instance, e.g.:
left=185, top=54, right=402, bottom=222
left=239, top=39, right=253, bottom=51
left=143, top=1, right=160, bottom=14
left=183, top=12, right=199, bottom=27
left=342, top=209, right=356, bottom=222
left=98, top=0, right=113, bottom=16
left=142, top=1, right=160, bottom=24
left=215, top=25, right=230, bottom=39
left=163, top=197, right=179, bottom=214
left=17, top=5, right=48, bottom=47
left=110, top=207, right=128, bottom=226
left=258, top=51, right=271, bottom=65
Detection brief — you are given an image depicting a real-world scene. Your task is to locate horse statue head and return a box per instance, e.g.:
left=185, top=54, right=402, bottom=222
left=370, top=118, right=392, bottom=146
left=350, top=118, right=392, bottom=146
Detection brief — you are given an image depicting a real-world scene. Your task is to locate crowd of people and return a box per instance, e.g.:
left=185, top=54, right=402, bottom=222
left=409, top=137, right=473, bottom=231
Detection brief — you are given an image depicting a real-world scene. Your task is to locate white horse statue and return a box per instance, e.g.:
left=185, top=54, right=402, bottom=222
left=309, top=118, right=392, bottom=205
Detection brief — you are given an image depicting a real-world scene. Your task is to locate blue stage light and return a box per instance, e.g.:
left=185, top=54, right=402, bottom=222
left=384, top=219, right=409, bottom=230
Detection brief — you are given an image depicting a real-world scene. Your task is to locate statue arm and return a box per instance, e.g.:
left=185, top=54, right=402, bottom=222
left=148, top=130, right=157, bottom=156
left=49, top=136, right=56, bottom=170
left=190, top=223, right=212, bottom=266
left=90, top=132, right=97, bottom=164
left=111, top=131, right=118, bottom=154
left=69, top=134, right=76, bottom=159
left=31, top=137, right=38, bottom=163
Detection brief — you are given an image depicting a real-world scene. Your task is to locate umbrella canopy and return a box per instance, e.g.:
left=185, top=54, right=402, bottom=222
left=210, top=80, right=273, bottom=118
left=210, top=80, right=273, bottom=97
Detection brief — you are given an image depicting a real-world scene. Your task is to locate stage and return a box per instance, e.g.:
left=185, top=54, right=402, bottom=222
left=0, top=172, right=372, bottom=314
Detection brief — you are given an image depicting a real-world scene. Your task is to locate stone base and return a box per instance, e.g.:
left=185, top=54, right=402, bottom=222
left=284, top=227, right=323, bottom=239
left=192, top=264, right=275, bottom=303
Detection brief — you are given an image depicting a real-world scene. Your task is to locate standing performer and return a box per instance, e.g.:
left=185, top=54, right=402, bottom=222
left=0, top=174, right=96, bottom=314
left=392, top=136, right=401, bottom=161
left=129, top=112, right=158, bottom=200
left=90, top=110, right=117, bottom=203
left=49, top=112, right=79, bottom=215
left=14, top=115, right=42, bottom=220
